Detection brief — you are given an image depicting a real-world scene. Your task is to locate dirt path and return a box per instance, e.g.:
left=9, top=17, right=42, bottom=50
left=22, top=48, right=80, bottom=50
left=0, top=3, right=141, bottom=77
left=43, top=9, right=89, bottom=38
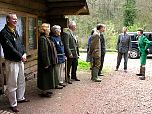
left=1, top=53, right=152, bottom=114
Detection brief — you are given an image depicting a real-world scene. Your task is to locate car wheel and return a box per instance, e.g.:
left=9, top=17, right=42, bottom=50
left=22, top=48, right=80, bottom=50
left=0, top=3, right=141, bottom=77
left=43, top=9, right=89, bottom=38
left=129, top=49, right=139, bottom=59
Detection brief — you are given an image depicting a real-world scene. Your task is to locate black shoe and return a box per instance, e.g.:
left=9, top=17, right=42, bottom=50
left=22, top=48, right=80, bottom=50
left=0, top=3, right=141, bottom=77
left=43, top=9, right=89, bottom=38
left=75, top=78, right=80, bottom=81
left=39, top=93, right=52, bottom=98
left=59, top=83, right=66, bottom=87
left=10, top=106, right=19, bottom=112
left=0, top=90, right=3, bottom=95
left=124, top=70, right=127, bottom=73
left=46, top=91, right=53, bottom=94
left=55, top=85, right=63, bottom=89
left=136, top=73, right=142, bottom=76
left=139, top=76, right=145, bottom=80
left=68, top=80, right=72, bottom=84
left=115, top=69, right=118, bottom=71
left=17, top=99, right=30, bottom=103
left=92, top=78, right=101, bottom=82
left=71, top=77, right=80, bottom=81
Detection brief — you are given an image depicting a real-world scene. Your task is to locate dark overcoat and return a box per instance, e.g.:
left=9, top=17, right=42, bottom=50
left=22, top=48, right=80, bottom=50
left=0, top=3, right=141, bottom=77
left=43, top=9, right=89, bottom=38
left=116, top=33, right=131, bottom=53
left=37, top=34, right=58, bottom=90
left=61, top=29, right=79, bottom=58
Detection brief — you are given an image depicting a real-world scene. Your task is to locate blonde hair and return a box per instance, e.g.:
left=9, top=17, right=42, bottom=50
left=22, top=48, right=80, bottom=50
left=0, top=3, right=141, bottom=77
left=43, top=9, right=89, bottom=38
left=40, top=23, right=50, bottom=33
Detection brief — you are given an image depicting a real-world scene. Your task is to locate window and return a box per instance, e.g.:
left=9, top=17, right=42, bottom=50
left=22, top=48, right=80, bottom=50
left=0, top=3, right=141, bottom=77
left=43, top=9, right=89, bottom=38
left=28, top=17, right=37, bottom=50
left=16, top=16, right=26, bottom=43
left=147, top=34, right=152, bottom=41
left=0, top=14, right=26, bottom=57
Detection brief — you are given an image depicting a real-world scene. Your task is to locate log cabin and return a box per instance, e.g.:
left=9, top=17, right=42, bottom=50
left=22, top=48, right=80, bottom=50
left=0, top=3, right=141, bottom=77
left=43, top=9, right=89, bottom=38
left=0, top=0, right=89, bottom=93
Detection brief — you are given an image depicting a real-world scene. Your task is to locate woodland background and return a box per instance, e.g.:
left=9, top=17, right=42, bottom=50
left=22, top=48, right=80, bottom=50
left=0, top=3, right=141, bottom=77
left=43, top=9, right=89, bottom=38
left=68, top=0, right=152, bottom=49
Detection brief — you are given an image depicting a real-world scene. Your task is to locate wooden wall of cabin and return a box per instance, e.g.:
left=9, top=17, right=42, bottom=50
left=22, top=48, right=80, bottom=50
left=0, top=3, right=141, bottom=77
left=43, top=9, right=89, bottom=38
left=0, top=0, right=46, bottom=92
left=0, top=0, right=70, bottom=93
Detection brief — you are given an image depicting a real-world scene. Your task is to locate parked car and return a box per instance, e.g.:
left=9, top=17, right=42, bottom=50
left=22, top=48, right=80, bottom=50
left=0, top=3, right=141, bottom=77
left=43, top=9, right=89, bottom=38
left=128, top=32, right=152, bottom=59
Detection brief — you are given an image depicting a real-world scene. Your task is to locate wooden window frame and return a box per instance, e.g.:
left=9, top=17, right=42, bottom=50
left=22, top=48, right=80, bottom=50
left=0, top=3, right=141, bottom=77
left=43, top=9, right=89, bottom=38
left=0, top=9, right=38, bottom=56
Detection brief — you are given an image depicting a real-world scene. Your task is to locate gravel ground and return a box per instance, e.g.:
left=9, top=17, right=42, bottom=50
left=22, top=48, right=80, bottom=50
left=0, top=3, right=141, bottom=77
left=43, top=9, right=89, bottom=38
left=1, top=53, right=152, bottom=114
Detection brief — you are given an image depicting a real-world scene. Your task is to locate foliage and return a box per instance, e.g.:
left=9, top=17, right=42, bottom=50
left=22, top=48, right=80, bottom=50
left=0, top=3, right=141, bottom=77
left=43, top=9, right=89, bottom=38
left=127, top=23, right=147, bottom=32
left=68, top=0, right=152, bottom=50
left=104, top=21, right=118, bottom=49
left=123, top=0, right=136, bottom=26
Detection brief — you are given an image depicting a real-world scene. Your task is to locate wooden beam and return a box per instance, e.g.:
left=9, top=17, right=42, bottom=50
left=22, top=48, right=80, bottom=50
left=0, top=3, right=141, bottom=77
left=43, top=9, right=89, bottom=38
left=47, top=1, right=85, bottom=8
left=47, top=6, right=88, bottom=15
left=0, top=0, right=47, bottom=16
left=47, top=18, right=69, bottom=28
left=47, top=0, right=81, bottom=2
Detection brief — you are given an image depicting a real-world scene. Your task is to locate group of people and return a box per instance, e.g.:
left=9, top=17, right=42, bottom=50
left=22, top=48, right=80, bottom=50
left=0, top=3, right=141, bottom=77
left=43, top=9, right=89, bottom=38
left=0, top=13, right=80, bottom=112
left=37, top=21, right=80, bottom=98
left=87, top=25, right=150, bottom=82
left=115, top=27, right=150, bottom=81
left=0, top=13, right=150, bottom=112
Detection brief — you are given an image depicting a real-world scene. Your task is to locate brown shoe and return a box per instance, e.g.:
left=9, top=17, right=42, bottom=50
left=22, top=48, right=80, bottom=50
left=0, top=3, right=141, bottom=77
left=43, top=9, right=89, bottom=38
left=55, top=85, right=63, bottom=89
left=10, top=106, right=19, bottom=112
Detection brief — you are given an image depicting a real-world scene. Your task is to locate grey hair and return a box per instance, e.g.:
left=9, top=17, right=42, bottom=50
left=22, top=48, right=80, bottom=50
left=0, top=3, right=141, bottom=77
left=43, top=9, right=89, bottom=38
left=51, top=25, right=61, bottom=33
left=68, top=21, right=76, bottom=28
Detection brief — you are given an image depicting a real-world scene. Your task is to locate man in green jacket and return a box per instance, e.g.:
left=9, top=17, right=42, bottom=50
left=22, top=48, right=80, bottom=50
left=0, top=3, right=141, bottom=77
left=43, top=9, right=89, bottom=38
left=136, top=29, right=150, bottom=80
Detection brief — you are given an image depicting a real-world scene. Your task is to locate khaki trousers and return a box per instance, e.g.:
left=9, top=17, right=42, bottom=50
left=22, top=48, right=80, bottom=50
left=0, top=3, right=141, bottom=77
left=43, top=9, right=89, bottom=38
left=54, top=63, right=65, bottom=83
left=5, top=60, right=25, bottom=107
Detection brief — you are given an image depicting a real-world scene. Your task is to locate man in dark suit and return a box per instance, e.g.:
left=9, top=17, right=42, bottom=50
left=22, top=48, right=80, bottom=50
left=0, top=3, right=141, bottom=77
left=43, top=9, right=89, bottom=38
left=61, top=21, right=80, bottom=84
left=115, top=27, right=131, bottom=72
left=97, top=24, right=106, bottom=76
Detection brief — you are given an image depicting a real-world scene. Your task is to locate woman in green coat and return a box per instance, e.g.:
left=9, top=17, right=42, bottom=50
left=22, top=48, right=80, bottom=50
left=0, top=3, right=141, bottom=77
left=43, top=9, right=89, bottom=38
left=136, top=29, right=150, bottom=80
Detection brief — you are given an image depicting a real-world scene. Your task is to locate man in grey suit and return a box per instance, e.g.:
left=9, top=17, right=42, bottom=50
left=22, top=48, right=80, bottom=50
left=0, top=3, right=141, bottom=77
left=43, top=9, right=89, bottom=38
left=62, top=21, right=80, bottom=84
left=115, top=27, right=131, bottom=72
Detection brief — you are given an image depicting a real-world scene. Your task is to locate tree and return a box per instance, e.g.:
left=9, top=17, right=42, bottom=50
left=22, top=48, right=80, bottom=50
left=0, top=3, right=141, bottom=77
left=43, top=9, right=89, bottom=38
left=123, top=0, right=136, bottom=26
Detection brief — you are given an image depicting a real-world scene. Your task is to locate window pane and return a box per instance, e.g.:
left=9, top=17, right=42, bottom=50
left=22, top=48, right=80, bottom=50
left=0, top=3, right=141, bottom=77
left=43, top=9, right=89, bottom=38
left=0, top=14, right=25, bottom=57
left=16, top=16, right=25, bottom=43
left=28, top=17, right=36, bottom=50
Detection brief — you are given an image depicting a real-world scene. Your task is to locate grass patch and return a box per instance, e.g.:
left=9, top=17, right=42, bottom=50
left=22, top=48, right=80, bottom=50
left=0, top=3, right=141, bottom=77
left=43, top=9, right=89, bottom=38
left=78, top=59, right=90, bottom=71
left=77, top=59, right=112, bottom=74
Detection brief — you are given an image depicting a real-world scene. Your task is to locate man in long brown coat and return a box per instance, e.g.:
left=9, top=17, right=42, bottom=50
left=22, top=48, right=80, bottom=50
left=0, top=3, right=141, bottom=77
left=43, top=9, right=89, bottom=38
left=89, top=24, right=103, bottom=82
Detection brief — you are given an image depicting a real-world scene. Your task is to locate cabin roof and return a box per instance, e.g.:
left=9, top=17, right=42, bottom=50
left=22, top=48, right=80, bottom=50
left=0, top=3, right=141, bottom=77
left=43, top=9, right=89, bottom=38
left=44, top=0, right=89, bottom=15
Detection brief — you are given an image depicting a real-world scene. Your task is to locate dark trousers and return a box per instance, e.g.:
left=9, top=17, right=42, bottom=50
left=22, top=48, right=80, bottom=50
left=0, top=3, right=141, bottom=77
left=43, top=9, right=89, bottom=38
left=98, top=54, right=105, bottom=74
left=116, top=52, right=128, bottom=70
left=67, top=58, right=78, bottom=79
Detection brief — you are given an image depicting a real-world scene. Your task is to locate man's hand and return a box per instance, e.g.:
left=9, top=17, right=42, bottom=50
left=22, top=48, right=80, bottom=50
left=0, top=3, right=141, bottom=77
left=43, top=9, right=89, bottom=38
left=21, top=53, right=27, bottom=62
left=69, top=54, right=73, bottom=58
left=128, top=51, right=130, bottom=54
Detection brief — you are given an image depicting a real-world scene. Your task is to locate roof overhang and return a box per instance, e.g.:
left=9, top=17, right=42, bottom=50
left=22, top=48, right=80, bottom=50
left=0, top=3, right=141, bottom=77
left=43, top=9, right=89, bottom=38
left=45, top=0, right=89, bottom=15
